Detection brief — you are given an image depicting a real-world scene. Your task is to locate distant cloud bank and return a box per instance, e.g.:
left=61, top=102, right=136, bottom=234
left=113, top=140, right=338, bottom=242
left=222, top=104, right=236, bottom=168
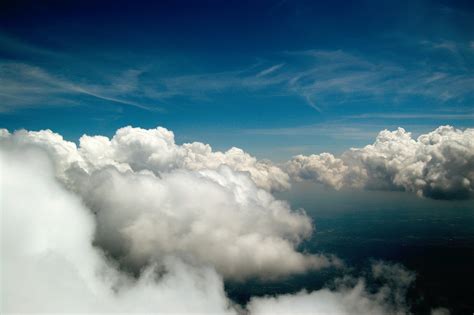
left=2, top=125, right=473, bottom=201
left=286, top=126, right=474, bottom=200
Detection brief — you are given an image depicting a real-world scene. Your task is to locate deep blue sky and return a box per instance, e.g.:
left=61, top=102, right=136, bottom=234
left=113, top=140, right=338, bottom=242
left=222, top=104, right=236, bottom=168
left=1, top=0, right=473, bottom=159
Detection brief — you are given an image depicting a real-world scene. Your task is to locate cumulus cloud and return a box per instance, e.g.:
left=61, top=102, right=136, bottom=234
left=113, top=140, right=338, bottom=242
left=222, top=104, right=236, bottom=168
left=73, top=166, right=333, bottom=280
left=286, top=126, right=474, bottom=199
left=1, top=126, right=289, bottom=191
left=0, top=133, right=420, bottom=314
left=0, top=147, right=236, bottom=314
left=0, top=127, right=327, bottom=281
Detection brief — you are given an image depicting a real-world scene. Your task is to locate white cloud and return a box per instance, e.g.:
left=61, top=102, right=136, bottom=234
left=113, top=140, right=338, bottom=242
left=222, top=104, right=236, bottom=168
left=0, top=62, right=157, bottom=111
left=286, top=126, right=474, bottom=199
left=5, top=45, right=474, bottom=113
left=5, top=121, right=472, bottom=205
left=256, top=64, right=285, bottom=77
left=0, top=126, right=290, bottom=192
left=285, top=152, right=349, bottom=189
left=0, top=127, right=324, bottom=281
left=74, top=166, right=331, bottom=280
left=0, top=147, right=236, bottom=314
left=0, top=134, right=427, bottom=314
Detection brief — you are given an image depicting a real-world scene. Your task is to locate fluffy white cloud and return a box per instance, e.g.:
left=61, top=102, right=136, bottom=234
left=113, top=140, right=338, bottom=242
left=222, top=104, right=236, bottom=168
left=73, top=165, right=334, bottom=280
left=286, top=126, right=474, bottom=199
left=0, top=147, right=236, bottom=314
left=79, top=126, right=290, bottom=191
left=0, top=126, right=290, bottom=191
left=6, top=124, right=472, bottom=200
left=0, top=135, right=426, bottom=314
left=285, top=152, right=349, bottom=189
left=0, top=127, right=329, bottom=281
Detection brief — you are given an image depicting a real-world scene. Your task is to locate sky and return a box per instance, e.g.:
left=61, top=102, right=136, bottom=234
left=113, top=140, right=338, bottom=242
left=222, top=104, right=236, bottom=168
left=1, top=1, right=474, bottom=314
left=1, top=0, right=473, bottom=159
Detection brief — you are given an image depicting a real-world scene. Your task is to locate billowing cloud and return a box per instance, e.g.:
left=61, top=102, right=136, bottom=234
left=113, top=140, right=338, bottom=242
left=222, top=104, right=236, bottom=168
left=0, top=127, right=327, bottom=281
left=0, top=132, right=439, bottom=314
left=73, top=166, right=333, bottom=280
left=0, top=147, right=236, bottom=314
left=0, top=126, right=289, bottom=191
left=6, top=124, right=473, bottom=201
left=286, top=126, right=474, bottom=199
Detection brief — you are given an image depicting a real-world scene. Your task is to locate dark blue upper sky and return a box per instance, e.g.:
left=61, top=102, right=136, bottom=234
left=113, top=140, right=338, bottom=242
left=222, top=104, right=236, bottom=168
left=1, top=0, right=473, bottom=159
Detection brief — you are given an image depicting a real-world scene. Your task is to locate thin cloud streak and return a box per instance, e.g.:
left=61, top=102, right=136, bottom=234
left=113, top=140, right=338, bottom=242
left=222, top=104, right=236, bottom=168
left=142, top=48, right=474, bottom=111
left=1, top=33, right=474, bottom=114
left=256, top=63, right=285, bottom=77
left=0, top=62, right=163, bottom=112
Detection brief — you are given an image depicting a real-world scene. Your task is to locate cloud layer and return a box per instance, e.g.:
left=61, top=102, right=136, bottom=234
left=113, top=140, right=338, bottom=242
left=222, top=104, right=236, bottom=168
left=1, top=147, right=236, bottom=314
left=0, top=128, right=447, bottom=314
left=5, top=124, right=473, bottom=201
left=286, top=126, right=474, bottom=199
left=0, top=127, right=322, bottom=281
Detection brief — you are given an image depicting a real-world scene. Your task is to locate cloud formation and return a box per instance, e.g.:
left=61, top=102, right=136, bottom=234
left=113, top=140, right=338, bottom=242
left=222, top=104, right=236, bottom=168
left=286, top=126, right=474, bottom=199
left=0, top=127, right=320, bottom=281
left=0, top=147, right=236, bottom=314
left=0, top=62, right=157, bottom=111
left=80, top=126, right=290, bottom=191
left=0, top=131, right=439, bottom=314
left=1, top=125, right=289, bottom=191
left=74, top=166, right=329, bottom=280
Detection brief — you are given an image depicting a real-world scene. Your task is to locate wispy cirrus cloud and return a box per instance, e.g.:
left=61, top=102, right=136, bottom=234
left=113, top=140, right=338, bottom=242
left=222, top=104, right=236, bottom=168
left=0, top=62, right=162, bottom=112
left=256, top=63, right=285, bottom=77
left=0, top=32, right=162, bottom=112
left=143, top=47, right=474, bottom=112
left=284, top=48, right=474, bottom=107
left=1, top=31, right=474, bottom=114
left=420, top=39, right=459, bottom=53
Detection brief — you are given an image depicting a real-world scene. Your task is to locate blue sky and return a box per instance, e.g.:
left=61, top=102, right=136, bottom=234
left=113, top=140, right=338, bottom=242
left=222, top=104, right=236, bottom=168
left=1, top=0, right=473, bottom=160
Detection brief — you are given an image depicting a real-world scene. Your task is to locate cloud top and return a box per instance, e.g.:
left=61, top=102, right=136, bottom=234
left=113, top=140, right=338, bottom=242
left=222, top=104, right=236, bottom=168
left=1, top=125, right=289, bottom=191
left=0, top=127, right=446, bottom=314
left=0, top=127, right=329, bottom=281
left=286, top=126, right=474, bottom=199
